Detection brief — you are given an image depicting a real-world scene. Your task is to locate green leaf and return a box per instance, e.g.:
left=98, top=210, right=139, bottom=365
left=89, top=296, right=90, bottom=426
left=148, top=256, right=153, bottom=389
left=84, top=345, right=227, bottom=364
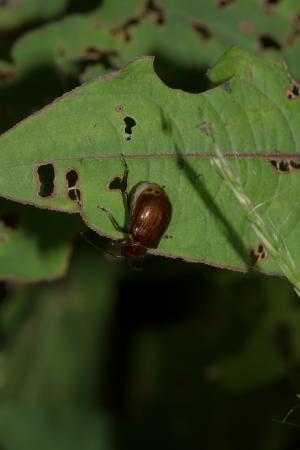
left=0, top=47, right=300, bottom=274
left=0, top=199, right=82, bottom=281
left=0, top=0, right=69, bottom=30
left=8, top=0, right=300, bottom=81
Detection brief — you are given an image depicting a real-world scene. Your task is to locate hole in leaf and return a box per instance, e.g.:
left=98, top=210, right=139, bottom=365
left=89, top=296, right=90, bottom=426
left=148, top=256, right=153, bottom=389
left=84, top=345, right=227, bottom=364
left=250, top=244, right=267, bottom=265
left=37, top=163, right=55, bottom=198
left=66, top=169, right=79, bottom=187
left=270, top=159, right=300, bottom=173
left=108, top=176, right=123, bottom=190
left=0, top=212, right=21, bottom=230
left=290, top=160, right=300, bottom=169
left=124, top=116, right=136, bottom=141
left=191, top=20, right=212, bottom=41
left=286, top=82, right=300, bottom=99
left=259, top=34, right=281, bottom=50
left=68, top=189, right=81, bottom=202
left=215, top=0, right=236, bottom=7
left=66, top=169, right=81, bottom=203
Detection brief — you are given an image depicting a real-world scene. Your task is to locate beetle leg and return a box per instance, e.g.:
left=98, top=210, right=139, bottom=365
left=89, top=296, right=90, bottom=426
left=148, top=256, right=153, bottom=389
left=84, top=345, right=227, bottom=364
left=163, top=234, right=173, bottom=240
left=98, top=206, right=128, bottom=234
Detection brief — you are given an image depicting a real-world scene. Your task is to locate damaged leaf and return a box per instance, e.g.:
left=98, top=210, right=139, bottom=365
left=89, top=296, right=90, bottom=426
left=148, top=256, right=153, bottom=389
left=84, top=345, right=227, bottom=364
left=0, top=48, right=300, bottom=275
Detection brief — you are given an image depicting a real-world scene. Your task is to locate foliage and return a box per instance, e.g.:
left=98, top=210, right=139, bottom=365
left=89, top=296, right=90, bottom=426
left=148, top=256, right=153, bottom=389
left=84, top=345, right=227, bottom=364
left=1, top=1, right=300, bottom=449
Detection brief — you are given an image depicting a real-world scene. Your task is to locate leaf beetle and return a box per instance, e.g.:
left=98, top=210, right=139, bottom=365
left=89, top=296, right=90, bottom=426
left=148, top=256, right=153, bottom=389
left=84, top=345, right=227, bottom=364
left=99, top=156, right=172, bottom=262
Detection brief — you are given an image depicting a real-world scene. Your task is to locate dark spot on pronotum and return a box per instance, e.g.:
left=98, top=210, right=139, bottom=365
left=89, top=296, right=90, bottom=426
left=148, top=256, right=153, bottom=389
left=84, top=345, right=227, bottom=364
left=108, top=176, right=123, bottom=191
left=215, top=0, right=236, bottom=7
left=259, top=34, right=281, bottom=51
left=286, top=82, right=300, bottom=100
left=124, top=116, right=136, bottom=141
left=270, top=159, right=300, bottom=173
left=191, top=20, right=212, bottom=41
left=115, top=104, right=124, bottom=113
left=37, top=163, right=55, bottom=198
left=250, top=243, right=267, bottom=265
left=0, top=212, right=21, bottom=230
left=66, top=169, right=81, bottom=203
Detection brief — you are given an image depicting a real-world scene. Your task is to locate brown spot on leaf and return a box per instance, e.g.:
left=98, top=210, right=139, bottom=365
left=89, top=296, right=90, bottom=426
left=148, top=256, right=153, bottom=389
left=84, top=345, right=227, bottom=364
left=37, top=163, right=55, bottom=198
left=286, top=81, right=300, bottom=99
left=286, top=13, right=300, bottom=46
left=145, top=0, right=165, bottom=24
left=215, top=0, right=236, bottom=7
left=250, top=244, right=267, bottom=265
left=239, top=21, right=253, bottom=34
left=110, top=0, right=165, bottom=42
left=115, top=104, right=124, bottom=113
left=191, top=19, right=212, bottom=42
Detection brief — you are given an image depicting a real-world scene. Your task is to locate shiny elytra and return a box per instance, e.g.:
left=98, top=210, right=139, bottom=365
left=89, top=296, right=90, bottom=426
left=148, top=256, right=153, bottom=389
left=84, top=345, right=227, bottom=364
left=122, top=182, right=172, bottom=260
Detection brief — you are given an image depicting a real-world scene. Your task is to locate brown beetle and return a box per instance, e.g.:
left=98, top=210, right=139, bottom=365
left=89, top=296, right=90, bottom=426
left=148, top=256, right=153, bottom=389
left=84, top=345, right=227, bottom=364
left=99, top=158, right=172, bottom=261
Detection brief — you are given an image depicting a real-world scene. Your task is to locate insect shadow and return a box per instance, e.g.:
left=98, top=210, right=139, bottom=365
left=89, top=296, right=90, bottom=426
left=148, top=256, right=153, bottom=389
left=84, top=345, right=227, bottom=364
left=174, top=146, right=250, bottom=268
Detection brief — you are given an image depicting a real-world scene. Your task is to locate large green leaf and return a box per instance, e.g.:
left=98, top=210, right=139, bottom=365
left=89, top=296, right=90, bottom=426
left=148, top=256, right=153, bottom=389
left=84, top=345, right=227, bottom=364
left=0, top=47, right=299, bottom=274
left=8, top=0, right=300, bottom=81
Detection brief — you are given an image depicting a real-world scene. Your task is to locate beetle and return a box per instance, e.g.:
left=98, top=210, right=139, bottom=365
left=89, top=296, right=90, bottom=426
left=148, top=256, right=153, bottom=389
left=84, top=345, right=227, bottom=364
left=99, top=157, right=172, bottom=262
